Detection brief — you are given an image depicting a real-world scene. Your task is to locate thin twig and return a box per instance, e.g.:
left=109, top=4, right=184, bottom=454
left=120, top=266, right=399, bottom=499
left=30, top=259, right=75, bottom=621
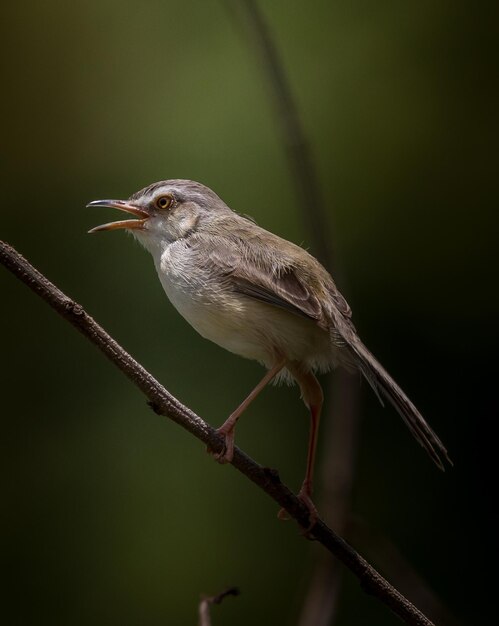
left=198, top=587, right=240, bottom=626
left=1, top=239, right=436, bottom=626
left=226, top=0, right=331, bottom=267
left=226, top=3, right=361, bottom=624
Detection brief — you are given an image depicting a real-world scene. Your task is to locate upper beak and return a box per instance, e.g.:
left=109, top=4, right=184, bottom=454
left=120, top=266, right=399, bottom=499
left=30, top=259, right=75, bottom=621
left=86, top=199, right=150, bottom=233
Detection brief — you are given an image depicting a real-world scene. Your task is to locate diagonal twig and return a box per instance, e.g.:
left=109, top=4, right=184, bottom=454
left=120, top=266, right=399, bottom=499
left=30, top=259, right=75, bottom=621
left=1, top=239, right=436, bottom=626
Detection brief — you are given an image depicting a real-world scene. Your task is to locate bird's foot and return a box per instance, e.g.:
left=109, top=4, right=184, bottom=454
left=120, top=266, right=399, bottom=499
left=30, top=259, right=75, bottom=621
left=207, top=427, right=235, bottom=464
left=297, top=487, right=319, bottom=534
left=277, top=507, right=290, bottom=521
left=277, top=484, right=319, bottom=535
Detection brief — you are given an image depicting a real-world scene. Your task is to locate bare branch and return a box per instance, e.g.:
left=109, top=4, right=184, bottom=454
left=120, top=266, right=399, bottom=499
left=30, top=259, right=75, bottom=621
left=198, top=587, right=240, bottom=626
left=1, top=239, right=437, bottom=626
left=226, top=0, right=331, bottom=267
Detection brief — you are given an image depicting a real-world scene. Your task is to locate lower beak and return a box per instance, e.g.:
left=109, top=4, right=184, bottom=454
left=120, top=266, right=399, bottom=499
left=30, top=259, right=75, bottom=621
left=86, top=199, right=150, bottom=233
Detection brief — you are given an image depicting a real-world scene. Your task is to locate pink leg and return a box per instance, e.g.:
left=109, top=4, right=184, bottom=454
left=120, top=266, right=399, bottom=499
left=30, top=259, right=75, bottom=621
left=297, top=401, right=322, bottom=523
left=210, top=359, right=286, bottom=464
left=279, top=366, right=324, bottom=528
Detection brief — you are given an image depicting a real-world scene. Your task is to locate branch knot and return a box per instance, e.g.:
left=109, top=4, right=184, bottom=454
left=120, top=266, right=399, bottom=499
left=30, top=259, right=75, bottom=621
left=64, top=299, right=84, bottom=317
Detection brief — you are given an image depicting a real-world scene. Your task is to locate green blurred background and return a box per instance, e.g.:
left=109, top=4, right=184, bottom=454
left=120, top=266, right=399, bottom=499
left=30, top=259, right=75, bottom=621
left=2, top=1, right=497, bottom=624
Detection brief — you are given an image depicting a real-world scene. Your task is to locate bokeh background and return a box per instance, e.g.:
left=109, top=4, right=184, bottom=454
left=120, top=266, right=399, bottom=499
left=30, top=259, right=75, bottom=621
left=2, top=1, right=497, bottom=624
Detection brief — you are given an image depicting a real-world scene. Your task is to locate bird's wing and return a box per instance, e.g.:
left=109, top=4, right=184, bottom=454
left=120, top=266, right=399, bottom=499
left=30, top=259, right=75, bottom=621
left=201, top=230, right=350, bottom=330
left=231, top=266, right=323, bottom=321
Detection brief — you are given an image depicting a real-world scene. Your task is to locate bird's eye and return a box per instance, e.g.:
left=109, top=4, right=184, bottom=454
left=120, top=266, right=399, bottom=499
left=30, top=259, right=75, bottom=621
left=155, top=194, right=173, bottom=210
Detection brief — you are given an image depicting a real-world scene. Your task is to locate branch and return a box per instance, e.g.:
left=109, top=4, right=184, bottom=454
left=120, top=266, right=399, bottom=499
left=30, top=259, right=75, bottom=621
left=0, top=239, right=435, bottom=626
left=198, top=587, right=240, bottom=626
left=226, top=0, right=331, bottom=267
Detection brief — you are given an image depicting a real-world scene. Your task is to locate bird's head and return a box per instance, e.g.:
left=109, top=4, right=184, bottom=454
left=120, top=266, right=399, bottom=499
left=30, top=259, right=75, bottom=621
left=87, top=179, right=228, bottom=250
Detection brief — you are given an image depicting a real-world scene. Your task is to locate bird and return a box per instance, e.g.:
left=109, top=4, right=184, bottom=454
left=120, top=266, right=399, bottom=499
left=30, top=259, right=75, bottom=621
left=87, top=179, right=451, bottom=523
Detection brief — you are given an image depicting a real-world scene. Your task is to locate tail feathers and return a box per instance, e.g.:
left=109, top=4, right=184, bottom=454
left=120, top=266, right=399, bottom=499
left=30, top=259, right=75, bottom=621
left=350, top=340, right=452, bottom=470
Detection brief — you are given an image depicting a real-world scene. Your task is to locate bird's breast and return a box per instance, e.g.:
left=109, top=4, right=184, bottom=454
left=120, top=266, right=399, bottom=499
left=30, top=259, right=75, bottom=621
left=154, top=244, right=266, bottom=360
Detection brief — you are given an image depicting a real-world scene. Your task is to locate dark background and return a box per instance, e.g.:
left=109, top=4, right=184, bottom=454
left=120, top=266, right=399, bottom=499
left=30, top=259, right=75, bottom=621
left=2, top=2, right=497, bottom=624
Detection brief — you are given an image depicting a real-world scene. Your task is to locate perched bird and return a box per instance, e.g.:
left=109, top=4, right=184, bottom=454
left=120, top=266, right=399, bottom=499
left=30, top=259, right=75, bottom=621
left=88, top=179, right=451, bottom=521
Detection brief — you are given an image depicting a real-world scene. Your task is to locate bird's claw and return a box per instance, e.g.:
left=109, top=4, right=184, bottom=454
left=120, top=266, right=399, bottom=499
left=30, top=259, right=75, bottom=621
left=297, top=489, right=319, bottom=535
left=207, top=428, right=234, bottom=464
left=277, top=487, right=319, bottom=536
left=277, top=507, right=290, bottom=521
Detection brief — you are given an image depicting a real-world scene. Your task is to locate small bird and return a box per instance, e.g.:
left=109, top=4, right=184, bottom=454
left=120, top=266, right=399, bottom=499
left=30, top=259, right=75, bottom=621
left=88, top=179, right=451, bottom=521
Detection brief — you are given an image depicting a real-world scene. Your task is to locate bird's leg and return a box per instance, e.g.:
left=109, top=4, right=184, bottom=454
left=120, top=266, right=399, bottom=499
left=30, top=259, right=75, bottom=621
left=278, top=367, right=323, bottom=529
left=297, top=400, right=322, bottom=520
left=209, top=359, right=286, bottom=464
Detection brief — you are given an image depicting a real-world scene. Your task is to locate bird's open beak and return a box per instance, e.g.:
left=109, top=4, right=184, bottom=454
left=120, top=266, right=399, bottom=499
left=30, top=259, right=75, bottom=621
left=86, top=199, right=150, bottom=233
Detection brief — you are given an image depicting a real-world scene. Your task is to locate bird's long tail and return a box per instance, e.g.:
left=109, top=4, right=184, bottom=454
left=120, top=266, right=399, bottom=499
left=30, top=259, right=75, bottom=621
left=349, top=339, right=452, bottom=470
